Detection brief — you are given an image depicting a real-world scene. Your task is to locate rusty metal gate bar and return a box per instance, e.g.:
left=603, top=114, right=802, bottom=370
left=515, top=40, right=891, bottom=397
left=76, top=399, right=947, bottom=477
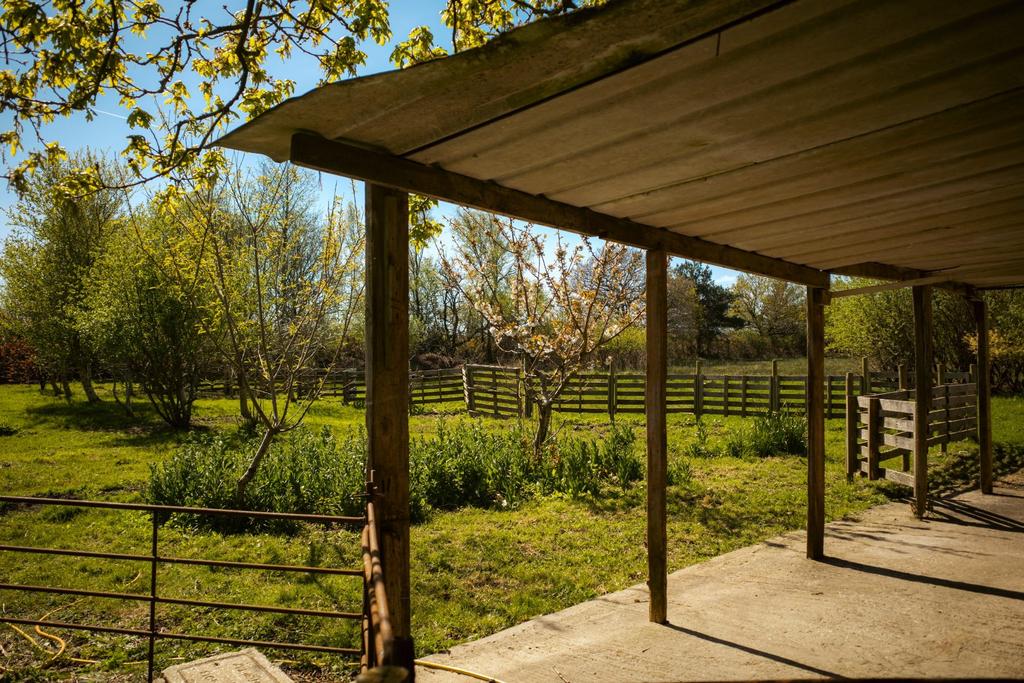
left=0, top=495, right=367, bottom=681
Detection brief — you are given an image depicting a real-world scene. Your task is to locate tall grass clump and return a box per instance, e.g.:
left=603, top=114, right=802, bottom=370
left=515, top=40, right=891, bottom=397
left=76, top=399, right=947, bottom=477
left=747, top=411, right=807, bottom=457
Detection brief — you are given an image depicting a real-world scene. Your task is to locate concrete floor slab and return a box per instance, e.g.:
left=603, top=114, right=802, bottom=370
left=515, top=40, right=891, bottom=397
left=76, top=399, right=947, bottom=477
left=418, top=474, right=1024, bottom=682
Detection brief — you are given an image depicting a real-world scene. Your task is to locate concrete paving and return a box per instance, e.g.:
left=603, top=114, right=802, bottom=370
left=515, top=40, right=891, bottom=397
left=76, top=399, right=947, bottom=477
left=418, top=473, right=1024, bottom=682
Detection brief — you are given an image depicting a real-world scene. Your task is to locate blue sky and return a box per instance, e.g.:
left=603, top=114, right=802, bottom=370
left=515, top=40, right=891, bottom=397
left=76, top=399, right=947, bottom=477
left=0, top=2, right=739, bottom=287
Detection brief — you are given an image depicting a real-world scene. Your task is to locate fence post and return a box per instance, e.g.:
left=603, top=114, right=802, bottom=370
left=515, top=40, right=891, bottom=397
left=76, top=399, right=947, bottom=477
left=867, top=397, right=881, bottom=480
left=936, top=362, right=946, bottom=387
left=898, top=363, right=909, bottom=390
left=741, top=376, right=748, bottom=417
left=608, top=361, right=617, bottom=422
left=694, top=359, right=703, bottom=418
left=845, top=372, right=858, bottom=481
left=941, top=383, right=950, bottom=454
left=492, top=367, right=499, bottom=418
left=825, top=375, right=833, bottom=419
left=861, top=356, right=871, bottom=395
left=969, top=362, right=978, bottom=385
left=463, top=365, right=475, bottom=415
left=517, top=366, right=525, bottom=419
left=770, top=359, right=779, bottom=413
left=723, top=375, right=730, bottom=417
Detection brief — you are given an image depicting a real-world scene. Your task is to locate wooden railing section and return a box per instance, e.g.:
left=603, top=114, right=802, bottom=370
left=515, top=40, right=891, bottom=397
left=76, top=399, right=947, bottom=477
left=847, top=382, right=979, bottom=490
left=200, top=361, right=977, bottom=422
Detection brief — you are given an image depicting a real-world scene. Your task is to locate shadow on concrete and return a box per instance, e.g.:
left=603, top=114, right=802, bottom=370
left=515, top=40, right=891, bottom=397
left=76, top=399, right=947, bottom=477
left=930, top=498, right=1024, bottom=533
left=822, top=557, right=1024, bottom=601
left=661, top=622, right=842, bottom=678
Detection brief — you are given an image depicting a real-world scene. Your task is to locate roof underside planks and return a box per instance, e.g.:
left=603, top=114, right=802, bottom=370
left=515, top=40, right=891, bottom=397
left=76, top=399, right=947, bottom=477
left=217, top=0, right=1024, bottom=291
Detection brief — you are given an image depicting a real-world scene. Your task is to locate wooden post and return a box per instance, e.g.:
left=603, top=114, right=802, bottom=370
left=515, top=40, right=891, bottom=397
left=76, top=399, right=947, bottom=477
left=936, top=362, right=946, bottom=386
left=845, top=373, right=857, bottom=481
left=463, top=365, right=475, bottom=414
left=806, top=286, right=826, bottom=560
left=898, top=363, right=908, bottom=391
left=723, top=375, right=730, bottom=417
left=741, top=376, right=749, bottom=417
left=912, top=285, right=933, bottom=518
left=646, top=249, right=668, bottom=624
left=770, top=359, right=779, bottom=413
left=973, top=298, right=993, bottom=494
left=969, top=362, right=978, bottom=385
left=694, top=359, right=703, bottom=418
left=608, top=360, right=617, bottom=421
left=861, top=356, right=871, bottom=395
left=364, top=183, right=414, bottom=670
left=825, top=375, right=833, bottom=419
left=867, top=398, right=881, bottom=480
left=492, top=367, right=499, bottom=418
left=940, top=383, right=950, bottom=454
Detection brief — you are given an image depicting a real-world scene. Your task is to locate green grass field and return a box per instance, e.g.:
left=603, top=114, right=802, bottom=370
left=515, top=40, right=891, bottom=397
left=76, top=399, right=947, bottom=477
left=0, top=383, right=1020, bottom=681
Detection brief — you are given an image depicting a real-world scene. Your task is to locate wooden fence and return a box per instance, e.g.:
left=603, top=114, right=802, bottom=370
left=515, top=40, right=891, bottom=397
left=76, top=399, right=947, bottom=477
left=198, top=361, right=976, bottom=421
left=463, top=365, right=523, bottom=418
left=847, top=382, right=978, bottom=490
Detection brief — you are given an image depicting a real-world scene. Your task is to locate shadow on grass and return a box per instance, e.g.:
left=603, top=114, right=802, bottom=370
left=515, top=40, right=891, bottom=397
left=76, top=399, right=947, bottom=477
left=21, top=397, right=201, bottom=449
left=929, top=442, right=1024, bottom=497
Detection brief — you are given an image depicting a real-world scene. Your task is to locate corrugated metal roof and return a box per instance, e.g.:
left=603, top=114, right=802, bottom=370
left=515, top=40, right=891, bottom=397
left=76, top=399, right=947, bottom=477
left=218, top=0, right=1024, bottom=289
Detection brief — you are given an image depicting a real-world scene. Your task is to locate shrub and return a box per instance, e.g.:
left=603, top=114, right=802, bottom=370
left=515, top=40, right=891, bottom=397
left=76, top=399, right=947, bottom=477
left=150, top=419, right=646, bottom=531
left=0, top=423, right=17, bottom=436
left=667, top=457, right=693, bottom=487
left=148, top=426, right=366, bottom=530
left=722, top=427, right=750, bottom=458
left=599, top=423, right=643, bottom=489
left=684, top=417, right=717, bottom=458
left=747, top=411, right=807, bottom=457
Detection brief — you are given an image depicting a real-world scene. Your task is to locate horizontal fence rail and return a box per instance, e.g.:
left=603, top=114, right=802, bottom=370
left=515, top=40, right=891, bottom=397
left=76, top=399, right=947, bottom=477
left=197, top=361, right=976, bottom=421
left=847, top=382, right=979, bottom=487
left=0, top=496, right=371, bottom=681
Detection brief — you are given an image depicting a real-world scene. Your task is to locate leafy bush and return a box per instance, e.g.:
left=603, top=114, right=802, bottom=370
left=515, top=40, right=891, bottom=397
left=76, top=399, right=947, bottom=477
left=410, top=419, right=530, bottom=511
left=684, top=418, right=717, bottom=458
left=150, top=419, right=644, bottom=531
left=747, top=411, right=807, bottom=457
left=0, top=423, right=17, bottom=436
left=667, top=456, right=693, bottom=487
left=723, top=427, right=750, bottom=458
left=148, top=426, right=366, bottom=530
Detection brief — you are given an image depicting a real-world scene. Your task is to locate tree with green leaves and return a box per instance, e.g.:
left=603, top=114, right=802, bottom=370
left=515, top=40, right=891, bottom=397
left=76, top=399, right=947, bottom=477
left=977, top=289, right=1024, bottom=393
left=672, top=261, right=739, bottom=358
left=0, top=151, right=123, bottom=401
left=0, top=0, right=601, bottom=197
left=827, top=277, right=974, bottom=371
left=79, top=208, right=215, bottom=427
left=729, top=274, right=805, bottom=357
left=164, top=161, right=363, bottom=499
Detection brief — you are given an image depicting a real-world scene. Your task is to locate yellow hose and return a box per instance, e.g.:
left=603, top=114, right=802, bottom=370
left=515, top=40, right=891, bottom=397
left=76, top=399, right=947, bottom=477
left=415, top=658, right=508, bottom=683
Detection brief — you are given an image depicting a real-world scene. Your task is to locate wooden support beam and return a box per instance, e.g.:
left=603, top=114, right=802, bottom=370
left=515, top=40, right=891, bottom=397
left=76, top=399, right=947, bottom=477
left=973, top=298, right=993, bottom=494
left=806, top=286, right=826, bottom=560
left=291, top=133, right=829, bottom=288
left=364, top=183, right=415, bottom=670
left=831, top=275, right=955, bottom=299
left=646, top=249, right=668, bottom=624
left=912, top=285, right=933, bottom=518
